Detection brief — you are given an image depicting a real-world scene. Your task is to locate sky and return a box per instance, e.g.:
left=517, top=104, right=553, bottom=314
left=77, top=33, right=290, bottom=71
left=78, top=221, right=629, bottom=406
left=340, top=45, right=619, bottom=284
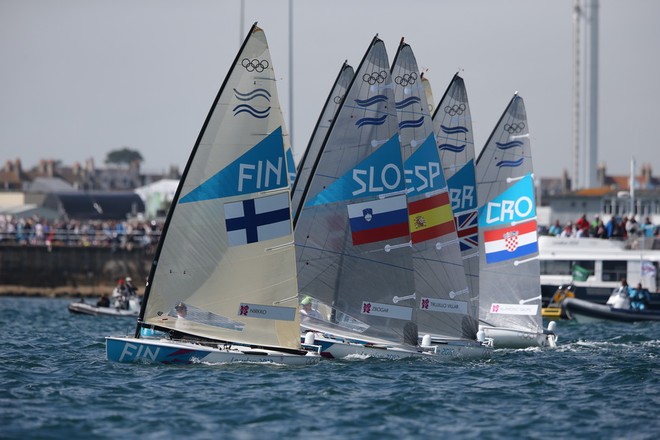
left=2, top=0, right=659, bottom=179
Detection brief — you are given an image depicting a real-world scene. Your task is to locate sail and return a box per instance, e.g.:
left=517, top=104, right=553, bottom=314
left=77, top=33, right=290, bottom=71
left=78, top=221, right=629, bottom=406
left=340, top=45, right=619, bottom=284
left=475, top=95, right=542, bottom=332
left=432, top=74, right=480, bottom=318
left=421, top=73, right=435, bottom=115
left=392, top=42, right=477, bottom=340
left=137, top=24, right=301, bottom=349
left=294, top=36, right=418, bottom=345
left=291, top=62, right=354, bottom=220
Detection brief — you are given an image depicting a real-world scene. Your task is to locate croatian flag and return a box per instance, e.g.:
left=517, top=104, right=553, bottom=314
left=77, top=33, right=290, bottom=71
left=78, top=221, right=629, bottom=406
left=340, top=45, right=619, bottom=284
left=483, top=220, right=538, bottom=264
left=224, top=192, right=291, bottom=246
left=347, top=195, right=409, bottom=246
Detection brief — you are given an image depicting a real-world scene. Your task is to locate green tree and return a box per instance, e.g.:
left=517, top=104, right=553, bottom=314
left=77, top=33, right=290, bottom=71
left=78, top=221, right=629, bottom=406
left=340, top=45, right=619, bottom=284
left=105, top=147, right=144, bottom=166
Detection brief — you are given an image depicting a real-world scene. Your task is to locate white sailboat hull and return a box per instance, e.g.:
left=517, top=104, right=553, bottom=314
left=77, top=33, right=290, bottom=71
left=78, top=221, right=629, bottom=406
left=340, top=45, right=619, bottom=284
left=68, top=300, right=140, bottom=317
left=106, top=336, right=320, bottom=366
left=303, top=331, right=492, bottom=360
left=479, top=325, right=557, bottom=349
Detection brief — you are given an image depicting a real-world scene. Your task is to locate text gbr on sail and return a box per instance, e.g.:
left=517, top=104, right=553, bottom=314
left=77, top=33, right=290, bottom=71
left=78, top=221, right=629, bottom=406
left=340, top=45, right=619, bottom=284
left=449, top=185, right=475, bottom=211
left=238, top=157, right=284, bottom=192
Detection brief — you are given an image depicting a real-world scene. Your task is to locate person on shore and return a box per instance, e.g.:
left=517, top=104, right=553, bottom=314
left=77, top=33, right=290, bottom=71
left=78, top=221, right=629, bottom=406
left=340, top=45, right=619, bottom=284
left=548, top=220, right=562, bottom=236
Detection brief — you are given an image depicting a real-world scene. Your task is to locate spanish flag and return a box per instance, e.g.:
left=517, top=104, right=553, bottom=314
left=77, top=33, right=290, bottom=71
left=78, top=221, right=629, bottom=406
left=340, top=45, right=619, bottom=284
left=408, top=192, right=455, bottom=243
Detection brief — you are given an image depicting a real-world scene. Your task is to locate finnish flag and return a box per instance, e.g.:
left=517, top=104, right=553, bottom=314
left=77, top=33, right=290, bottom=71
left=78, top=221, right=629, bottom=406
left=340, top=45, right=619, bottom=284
left=224, top=192, right=291, bottom=246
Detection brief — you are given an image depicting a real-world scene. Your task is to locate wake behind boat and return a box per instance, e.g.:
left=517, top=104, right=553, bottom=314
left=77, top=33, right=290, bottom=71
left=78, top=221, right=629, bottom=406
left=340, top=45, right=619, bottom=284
left=106, top=24, right=319, bottom=366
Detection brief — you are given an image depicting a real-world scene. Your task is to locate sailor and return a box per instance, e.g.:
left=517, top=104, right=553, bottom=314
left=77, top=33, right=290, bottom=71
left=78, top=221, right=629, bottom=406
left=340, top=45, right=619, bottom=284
left=125, top=276, right=138, bottom=297
left=112, top=278, right=129, bottom=309
left=96, top=294, right=110, bottom=308
left=175, top=302, right=187, bottom=319
left=630, top=283, right=651, bottom=311
left=300, top=296, right=322, bottom=321
left=606, top=278, right=631, bottom=309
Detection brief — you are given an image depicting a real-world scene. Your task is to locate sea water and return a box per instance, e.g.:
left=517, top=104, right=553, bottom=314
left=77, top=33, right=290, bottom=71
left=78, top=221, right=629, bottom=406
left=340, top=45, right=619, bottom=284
left=1, top=296, right=658, bottom=439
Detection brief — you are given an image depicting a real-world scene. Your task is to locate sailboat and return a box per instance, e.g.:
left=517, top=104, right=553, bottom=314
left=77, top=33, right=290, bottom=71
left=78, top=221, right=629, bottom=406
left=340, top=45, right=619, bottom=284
left=106, top=24, right=320, bottom=365
left=391, top=40, right=491, bottom=358
left=294, top=36, right=437, bottom=360
left=291, top=62, right=354, bottom=220
left=431, top=73, right=480, bottom=326
left=474, top=94, right=557, bottom=348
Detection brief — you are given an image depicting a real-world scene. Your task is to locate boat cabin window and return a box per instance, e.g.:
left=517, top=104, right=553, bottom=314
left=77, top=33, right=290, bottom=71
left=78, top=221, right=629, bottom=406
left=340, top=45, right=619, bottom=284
left=602, top=260, right=627, bottom=282
left=540, top=260, right=594, bottom=276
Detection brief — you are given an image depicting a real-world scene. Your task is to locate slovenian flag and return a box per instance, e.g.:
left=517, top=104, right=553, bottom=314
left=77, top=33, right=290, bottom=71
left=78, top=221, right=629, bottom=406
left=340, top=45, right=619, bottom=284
left=483, top=219, right=538, bottom=264
left=347, top=195, right=409, bottom=246
left=224, top=192, right=291, bottom=246
left=407, top=192, right=455, bottom=244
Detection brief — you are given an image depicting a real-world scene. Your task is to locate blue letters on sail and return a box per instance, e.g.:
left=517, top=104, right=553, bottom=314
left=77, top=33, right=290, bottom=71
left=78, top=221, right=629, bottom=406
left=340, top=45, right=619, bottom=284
left=180, top=127, right=287, bottom=203
left=305, top=134, right=405, bottom=206
left=224, top=192, right=291, bottom=246
left=447, top=160, right=476, bottom=214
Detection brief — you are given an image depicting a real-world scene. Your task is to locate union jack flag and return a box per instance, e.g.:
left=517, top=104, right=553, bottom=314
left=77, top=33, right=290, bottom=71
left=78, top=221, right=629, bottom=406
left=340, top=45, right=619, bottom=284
left=455, top=210, right=478, bottom=251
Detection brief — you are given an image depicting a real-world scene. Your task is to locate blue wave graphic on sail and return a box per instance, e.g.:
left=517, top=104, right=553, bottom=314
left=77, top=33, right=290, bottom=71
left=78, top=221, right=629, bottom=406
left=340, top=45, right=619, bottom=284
left=354, top=95, right=388, bottom=107
left=233, top=88, right=271, bottom=102
left=496, top=140, right=523, bottom=150
left=439, top=144, right=466, bottom=153
left=233, top=104, right=271, bottom=118
left=356, top=114, right=388, bottom=128
left=398, top=116, right=425, bottom=129
left=496, top=158, right=524, bottom=168
left=440, top=125, right=469, bottom=134
left=395, top=96, right=421, bottom=109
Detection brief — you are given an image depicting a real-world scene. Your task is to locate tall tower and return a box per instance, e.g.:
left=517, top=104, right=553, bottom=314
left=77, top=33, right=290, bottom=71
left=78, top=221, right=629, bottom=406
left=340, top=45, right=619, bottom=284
left=573, top=0, right=599, bottom=190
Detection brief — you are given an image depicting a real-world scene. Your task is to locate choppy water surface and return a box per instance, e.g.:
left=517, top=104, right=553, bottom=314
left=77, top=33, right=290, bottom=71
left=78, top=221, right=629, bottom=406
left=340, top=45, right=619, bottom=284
left=1, top=296, right=658, bottom=439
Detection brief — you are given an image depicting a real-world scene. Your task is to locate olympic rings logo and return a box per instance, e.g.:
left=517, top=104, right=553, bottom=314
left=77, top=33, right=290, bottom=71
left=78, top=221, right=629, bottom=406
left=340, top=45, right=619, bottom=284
left=504, top=122, right=526, bottom=134
left=362, top=70, right=388, bottom=85
left=395, top=72, right=418, bottom=87
left=241, top=58, right=269, bottom=72
left=444, top=103, right=466, bottom=116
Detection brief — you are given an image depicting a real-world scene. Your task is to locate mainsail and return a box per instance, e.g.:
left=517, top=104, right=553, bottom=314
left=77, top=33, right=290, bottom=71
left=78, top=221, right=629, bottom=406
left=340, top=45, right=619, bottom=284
left=432, top=74, right=480, bottom=318
left=291, top=62, right=354, bottom=221
left=391, top=42, right=477, bottom=340
left=294, top=36, right=418, bottom=346
left=135, top=23, right=302, bottom=350
left=475, top=94, right=543, bottom=334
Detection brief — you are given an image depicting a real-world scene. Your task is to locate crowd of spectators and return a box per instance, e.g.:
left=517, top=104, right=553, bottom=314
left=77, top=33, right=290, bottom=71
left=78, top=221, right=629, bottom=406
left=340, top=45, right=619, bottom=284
left=544, top=214, right=659, bottom=248
left=0, top=214, right=162, bottom=251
